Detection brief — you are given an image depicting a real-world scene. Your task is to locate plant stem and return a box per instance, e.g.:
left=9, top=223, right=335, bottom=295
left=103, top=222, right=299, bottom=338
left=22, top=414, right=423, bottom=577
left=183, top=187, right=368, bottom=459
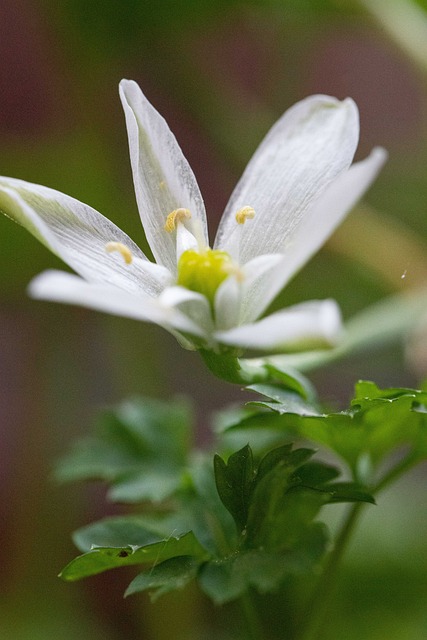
left=200, top=350, right=271, bottom=385
left=239, top=591, right=265, bottom=640
left=297, top=502, right=364, bottom=640
left=374, top=453, right=417, bottom=494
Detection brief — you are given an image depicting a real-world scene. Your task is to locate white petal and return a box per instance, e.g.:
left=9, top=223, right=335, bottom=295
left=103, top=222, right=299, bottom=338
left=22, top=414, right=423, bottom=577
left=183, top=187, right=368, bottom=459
left=119, top=80, right=208, bottom=272
left=176, top=223, right=199, bottom=259
left=0, top=177, right=172, bottom=297
left=29, top=270, right=206, bottom=339
left=215, top=299, right=342, bottom=351
left=241, top=147, right=388, bottom=321
left=159, top=285, right=214, bottom=338
left=214, top=274, right=242, bottom=331
left=215, top=95, right=359, bottom=264
left=237, top=253, right=284, bottom=324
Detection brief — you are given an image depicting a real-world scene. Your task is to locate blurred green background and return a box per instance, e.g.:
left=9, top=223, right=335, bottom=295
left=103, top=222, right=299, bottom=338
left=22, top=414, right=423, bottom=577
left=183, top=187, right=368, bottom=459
left=1, top=0, right=427, bottom=638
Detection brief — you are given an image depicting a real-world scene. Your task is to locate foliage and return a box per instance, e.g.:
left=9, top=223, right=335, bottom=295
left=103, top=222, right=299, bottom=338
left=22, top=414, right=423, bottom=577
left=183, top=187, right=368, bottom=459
left=56, top=374, right=426, bottom=613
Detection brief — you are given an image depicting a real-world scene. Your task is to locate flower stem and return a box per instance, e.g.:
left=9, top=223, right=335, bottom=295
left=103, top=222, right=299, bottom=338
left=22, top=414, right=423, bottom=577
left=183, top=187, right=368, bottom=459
left=200, top=350, right=270, bottom=385
left=297, top=502, right=364, bottom=640
left=239, top=591, right=265, bottom=640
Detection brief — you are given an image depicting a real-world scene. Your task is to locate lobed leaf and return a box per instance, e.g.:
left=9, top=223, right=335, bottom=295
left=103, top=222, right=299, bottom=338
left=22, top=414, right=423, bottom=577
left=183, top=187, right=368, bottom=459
left=125, top=556, right=199, bottom=599
left=233, top=382, right=427, bottom=477
left=55, top=396, right=192, bottom=503
left=60, top=531, right=209, bottom=582
left=214, top=445, right=254, bottom=531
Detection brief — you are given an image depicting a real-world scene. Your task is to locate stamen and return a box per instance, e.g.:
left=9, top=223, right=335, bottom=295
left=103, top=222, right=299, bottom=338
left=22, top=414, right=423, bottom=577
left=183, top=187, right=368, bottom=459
left=235, top=206, right=255, bottom=225
left=105, top=241, right=133, bottom=264
left=164, top=208, right=192, bottom=233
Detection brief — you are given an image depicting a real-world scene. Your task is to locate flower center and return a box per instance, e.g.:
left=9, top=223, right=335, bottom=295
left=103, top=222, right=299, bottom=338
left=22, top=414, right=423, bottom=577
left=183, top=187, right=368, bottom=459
left=177, top=248, right=234, bottom=304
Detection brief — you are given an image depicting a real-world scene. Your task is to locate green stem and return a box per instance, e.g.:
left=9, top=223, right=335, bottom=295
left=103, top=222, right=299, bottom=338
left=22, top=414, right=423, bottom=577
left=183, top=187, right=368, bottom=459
left=374, top=452, right=418, bottom=494
left=200, top=350, right=271, bottom=385
left=297, top=502, right=364, bottom=640
left=239, top=590, right=265, bottom=640
left=298, top=448, right=420, bottom=640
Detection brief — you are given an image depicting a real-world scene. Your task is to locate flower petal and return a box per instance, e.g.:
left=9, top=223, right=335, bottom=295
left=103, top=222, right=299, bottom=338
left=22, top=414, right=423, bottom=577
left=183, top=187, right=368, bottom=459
left=119, top=80, right=208, bottom=272
left=214, top=274, right=242, bottom=331
left=215, top=95, right=359, bottom=264
left=29, top=270, right=206, bottom=339
left=214, top=299, right=342, bottom=351
left=159, top=285, right=214, bottom=337
left=238, top=147, right=387, bottom=322
left=0, top=177, right=172, bottom=296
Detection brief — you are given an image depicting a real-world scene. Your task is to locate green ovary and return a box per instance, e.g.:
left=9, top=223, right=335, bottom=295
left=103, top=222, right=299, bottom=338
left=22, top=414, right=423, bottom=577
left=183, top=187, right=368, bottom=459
left=177, top=249, right=234, bottom=304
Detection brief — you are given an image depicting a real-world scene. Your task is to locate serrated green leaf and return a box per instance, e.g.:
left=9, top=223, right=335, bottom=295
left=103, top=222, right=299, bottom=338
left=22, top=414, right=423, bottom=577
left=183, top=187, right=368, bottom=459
left=256, top=445, right=314, bottom=485
left=323, top=482, right=375, bottom=505
left=108, top=466, right=183, bottom=503
left=176, top=455, right=238, bottom=557
left=124, top=556, right=199, bottom=599
left=55, top=396, right=192, bottom=503
left=60, top=531, right=209, bottom=582
left=262, top=364, right=317, bottom=401
left=198, top=527, right=328, bottom=605
left=247, top=480, right=330, bottom=553
left=244, top=446, right=325, bottom=552
left=232, top=382, right=427, bottom=478
left=288, top=463, right=374, bottom=503
left=247, top=384, right=322, bottom=416
left=214, top=445, right=254, bottom=531
left=291, top=461, right=340, bottom=486
left=72, top=515, right=181, bottom=552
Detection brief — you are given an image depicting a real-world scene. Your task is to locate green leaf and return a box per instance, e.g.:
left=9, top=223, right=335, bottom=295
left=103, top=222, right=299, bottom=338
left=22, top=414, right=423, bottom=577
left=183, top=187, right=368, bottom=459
left=289, top=464, right=375, bottom=504
left=257, top=445, right=314, bottom=482
left=247, top=384, right=322, bottom=416
left=262, top=363, right=317, bottom=401
left=323, top=482, right=375, bottom=505
left=55, top=396, right=192, bottom=503
left=72, top=515, right=182, bottom=552
left=174, top=455, right=238, bottom=557
left=108, top=466, right=183, bottom=503
left=214, top=445, right=254, bottom=531
left=198, top=530, right=328, bottom=605
left=291, top=461, right=340, bottom=486
left=60, top=531, right=209, bottom=582
left=124, top=556, right=199, bottom=600
left=235, top=382, right=427, bottom=479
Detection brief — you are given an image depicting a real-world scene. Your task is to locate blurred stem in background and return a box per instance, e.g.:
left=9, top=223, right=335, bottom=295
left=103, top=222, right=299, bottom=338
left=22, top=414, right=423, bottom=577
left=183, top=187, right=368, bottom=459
left=359, top=0, right=427, bottom=72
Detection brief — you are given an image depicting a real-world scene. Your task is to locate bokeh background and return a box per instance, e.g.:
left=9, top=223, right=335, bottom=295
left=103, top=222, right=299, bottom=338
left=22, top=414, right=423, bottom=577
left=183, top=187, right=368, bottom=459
left=1, top=0, right=427, bottom=638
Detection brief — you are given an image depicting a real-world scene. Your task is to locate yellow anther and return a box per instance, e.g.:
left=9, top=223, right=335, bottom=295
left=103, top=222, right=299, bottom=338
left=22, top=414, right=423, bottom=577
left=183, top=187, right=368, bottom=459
left=235, top=206, right=255, bottom=225
left=164, top=208, right=192, bottom=233
left=105, top=241, right=133, bottom=265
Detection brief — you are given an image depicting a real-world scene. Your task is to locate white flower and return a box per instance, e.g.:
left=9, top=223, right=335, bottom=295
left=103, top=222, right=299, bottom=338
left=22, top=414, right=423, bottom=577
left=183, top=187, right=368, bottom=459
left=0, top=80, right=386, bottom=354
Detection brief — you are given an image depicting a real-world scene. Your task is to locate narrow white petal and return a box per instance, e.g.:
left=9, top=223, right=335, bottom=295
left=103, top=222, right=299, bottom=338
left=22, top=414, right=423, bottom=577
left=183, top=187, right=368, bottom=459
left=215, top=95, right=359, bottom=264
left=237, top=253, right=284, bottom=324
left=215, top=300, right=342, bottom=351
left=29, top=270, right=206, bottom=338
left=0, top=177, right=171, bottom=296
left=119, top=80, right=208, bottom=272
left=159, top=285, right=214, bottom=336
left=176, top=223, right=198, bottom=259
left=241, top=147, right=387, bottom=321
left=214, top=275, right=242, bottom=331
